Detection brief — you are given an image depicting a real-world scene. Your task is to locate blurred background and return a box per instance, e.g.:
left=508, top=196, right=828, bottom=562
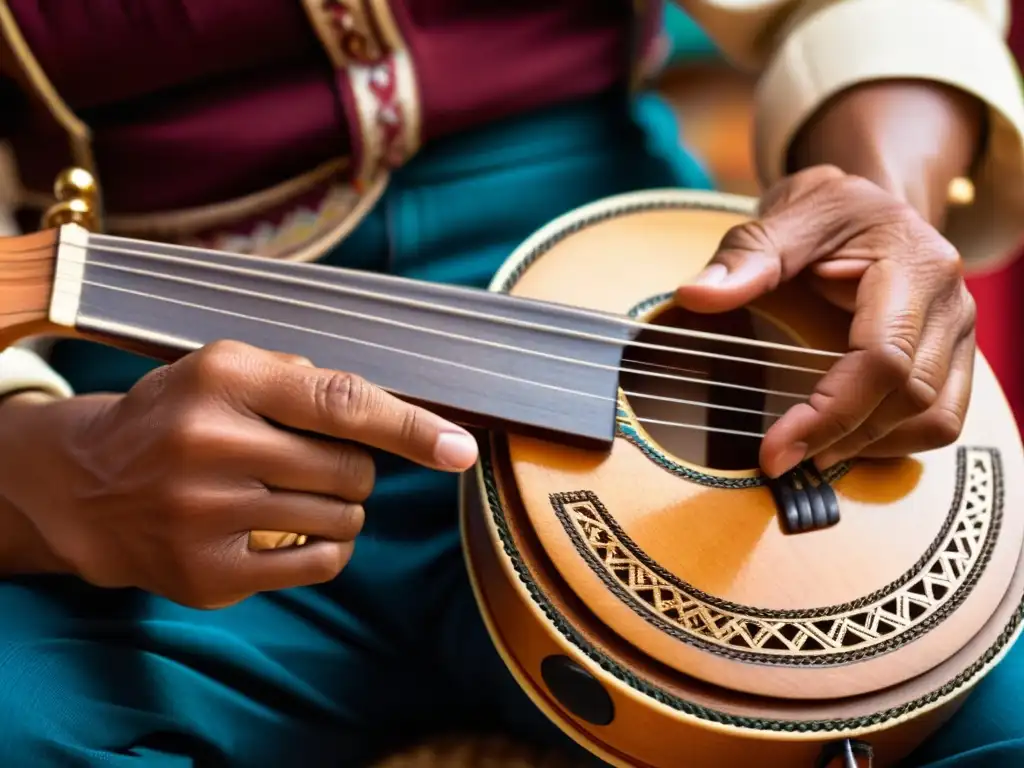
left=656, top=4, right=1024, bottom=428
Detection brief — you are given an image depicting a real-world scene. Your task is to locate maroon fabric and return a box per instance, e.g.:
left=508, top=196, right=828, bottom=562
left=399, top=0, right=636, bottom=140
left=13, top=62, right=346, bottom=212
left=5, top=0, right=320, bottom=110
left=1, top=0, right=658, bottom=214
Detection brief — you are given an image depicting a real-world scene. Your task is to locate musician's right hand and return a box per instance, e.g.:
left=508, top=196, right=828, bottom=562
left=0, top=340, right=479, bottom=609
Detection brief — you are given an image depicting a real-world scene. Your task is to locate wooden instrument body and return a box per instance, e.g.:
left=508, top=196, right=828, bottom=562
left=2, top=180, right=1021, bottom=766
left=461, top=190, right=1024, bottom=767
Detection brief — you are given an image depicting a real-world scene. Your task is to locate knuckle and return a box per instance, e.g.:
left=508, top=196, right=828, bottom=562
left=858, top=419, right=890, bottom=446
left=959, top=285, right=978, bottom=331
left=900, top=349, right=947, bottom=413
left=332, top=503, right=366, bottom=541
left=807, top=392, right=861, bottom=436
left=203, top=339, right=250, bottom=357
left=836, top=174, right=880, bottom=198
left=275, top=352, right=314, bottom=368
left=307, top=542, right=354, bottom=583
left=905, top=368, right=942, bottom=411
left=833, top=177, right=915, bottom=227
left=903, top=374, right=941, bottom=414
left=131, top=365, right=171, bottom=400
left=926, top=239, right=963, bottom=280
left=900, top=347, right=946, bottom=414
left=313, top=371, right=373, bottom=422
left=899, top=225, right=962, bottom=279
left=761, top=165, right=845, bottom=211
left=398, top=405, right=424, bottom=446
left=163, top=409, right=219, bottom=456
left=794, top=164, right=847, bottom=189
left=811, top=164, right=846, bottom=181
left=334, top=447, right=376, bottom=501
left=717, top=221, right=784, bottom=283
left=189, top=341, right=249, bottom=385
left=823, top=410, right=862, bottom=438
left=720, top=220, right=772, bottom=253
left=922, top=407, right=964, bottom=448
left=865, top=341, right=916, bottom=388
left=840, top=177, right=911, bottom=225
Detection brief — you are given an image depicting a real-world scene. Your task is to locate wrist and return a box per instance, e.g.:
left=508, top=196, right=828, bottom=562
left=0, top=392, right=118, bottom=502
left=0, top=394, right=72, bottom=575
left=0, top=391, right=58, bottom=489
left=786, top=80, right=985, bottom=228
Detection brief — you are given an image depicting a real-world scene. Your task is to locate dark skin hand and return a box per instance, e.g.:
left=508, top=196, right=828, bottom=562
left=0, top=342, right=479, bottom=607
left=676, top=81, right=985, bottom=479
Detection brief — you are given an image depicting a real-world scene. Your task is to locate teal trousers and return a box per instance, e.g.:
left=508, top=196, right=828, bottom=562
left=2, top=92, right=1021, bottom=766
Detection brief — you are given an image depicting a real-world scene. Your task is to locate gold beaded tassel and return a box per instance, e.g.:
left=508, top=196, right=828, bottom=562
left=41, top=167, right=101, bottom=231
left=40, top=168, right=306, bottom=552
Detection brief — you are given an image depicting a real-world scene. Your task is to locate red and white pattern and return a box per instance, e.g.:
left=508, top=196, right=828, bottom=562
left=321, top=0, right=386, bottom=65
left=303, top=0, right=421, bottom=186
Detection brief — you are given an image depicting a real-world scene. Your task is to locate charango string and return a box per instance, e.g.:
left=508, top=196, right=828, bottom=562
left=51, top=277, right=777, bottom=438
left=7, top=234, right=841, bottom=373
left=64, top=254, right=816, bottom=401
left=80, top=235, right=842, bottom=367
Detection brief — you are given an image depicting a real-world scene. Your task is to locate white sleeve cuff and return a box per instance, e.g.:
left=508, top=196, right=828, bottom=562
left=753, top=0, right=1024, bottom=272
left=0, top=347, right=73, bottom=400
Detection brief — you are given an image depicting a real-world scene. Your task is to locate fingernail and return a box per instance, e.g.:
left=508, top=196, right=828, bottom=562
left=434, top=431, right=479, bottom=470
left=772, top=442, right=808, bottom=477
left=692, top=263, right=729, bottom=286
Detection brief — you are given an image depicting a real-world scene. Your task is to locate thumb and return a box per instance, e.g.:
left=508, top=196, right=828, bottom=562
left=242, top=355, right=480, bottom=473
left=676, top=166, right=893, bottom=315
left=674, top=228, right=783, bottom=314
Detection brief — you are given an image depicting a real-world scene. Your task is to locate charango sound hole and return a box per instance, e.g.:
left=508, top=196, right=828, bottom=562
left=619, top=304, right=819, bottom=472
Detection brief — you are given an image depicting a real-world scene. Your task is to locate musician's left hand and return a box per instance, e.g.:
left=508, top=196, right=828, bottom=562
left=675, top=164, right=977, bottom=479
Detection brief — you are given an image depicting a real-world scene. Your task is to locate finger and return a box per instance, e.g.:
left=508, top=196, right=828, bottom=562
left=811, top=318, right=963, bottom=468
left=675, top=169, right=892, bottom=314
left=239, top=429, right=376, bottom=502
left=759, top=353, right=887, bottom=477
left=238, top=491, right=366, bottom=543
left=759, top=261, right=929, bottom=477
left=227, top=539, right=356, bottom=596
left=674, top=231, right=783, bottom=314
left=247, top=359, right=478, bottom=472
left=856, top=336, right=975, bottom=458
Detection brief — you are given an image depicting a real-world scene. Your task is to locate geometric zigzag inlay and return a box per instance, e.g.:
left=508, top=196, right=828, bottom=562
left=550, top=447, right=1001, bottom=665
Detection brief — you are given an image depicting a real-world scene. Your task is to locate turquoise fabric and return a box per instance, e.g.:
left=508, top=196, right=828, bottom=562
left=662, top=5, right=719, bottom=63
left=2, top=91, right=1021, bottom=766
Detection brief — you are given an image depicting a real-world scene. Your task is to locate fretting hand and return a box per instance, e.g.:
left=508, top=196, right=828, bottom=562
left=675, top=165, right=977, bottom=479
left=0, top=341, right=479, bottom=609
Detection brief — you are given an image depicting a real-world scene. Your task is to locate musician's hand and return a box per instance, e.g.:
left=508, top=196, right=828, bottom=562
left=1, top=341, right=478, bottom=608
left=674, top=165, right=976, bottom=478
